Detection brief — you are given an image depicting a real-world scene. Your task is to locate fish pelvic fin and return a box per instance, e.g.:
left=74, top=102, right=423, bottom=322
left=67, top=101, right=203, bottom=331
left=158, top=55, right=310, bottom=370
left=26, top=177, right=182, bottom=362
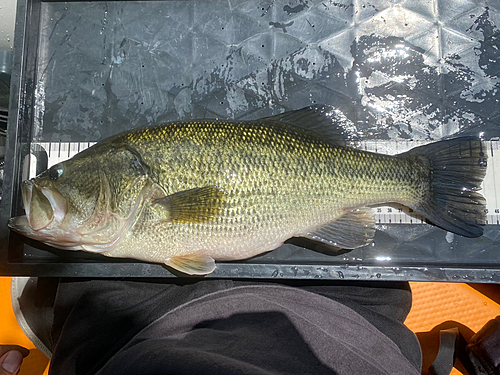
left=400, top=137, right=487, bottom=238
left=153, top=186, right=226, bottom=224
left=165, top=251, right=216, bottom=275
left=303, top=207, right=375, bottom=249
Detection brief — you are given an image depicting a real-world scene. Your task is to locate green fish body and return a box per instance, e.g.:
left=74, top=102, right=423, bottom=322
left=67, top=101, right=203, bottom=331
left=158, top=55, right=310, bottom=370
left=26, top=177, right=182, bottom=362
left=9, top=107, right=487, bottom=274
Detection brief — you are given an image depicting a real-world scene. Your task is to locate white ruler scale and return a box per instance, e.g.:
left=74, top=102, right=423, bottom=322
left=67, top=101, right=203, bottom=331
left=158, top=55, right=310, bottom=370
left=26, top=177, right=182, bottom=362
left=28, top=140, right=500, bottom=225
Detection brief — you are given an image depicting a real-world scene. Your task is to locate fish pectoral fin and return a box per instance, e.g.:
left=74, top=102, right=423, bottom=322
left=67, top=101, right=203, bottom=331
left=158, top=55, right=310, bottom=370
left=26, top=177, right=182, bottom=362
left=152, top=186, right=226, bottom=223
left=165, top=251, right=216, bottom=275
left=304, top=207, right=375, bottom=249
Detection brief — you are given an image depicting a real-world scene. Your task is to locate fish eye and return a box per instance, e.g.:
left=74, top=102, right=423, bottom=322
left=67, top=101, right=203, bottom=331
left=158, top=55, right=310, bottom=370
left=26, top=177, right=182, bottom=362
left=49, top=164, right=64, bottom=180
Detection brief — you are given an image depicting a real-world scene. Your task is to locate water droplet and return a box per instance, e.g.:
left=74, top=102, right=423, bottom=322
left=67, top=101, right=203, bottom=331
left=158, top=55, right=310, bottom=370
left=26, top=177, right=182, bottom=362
left=376, top=273, right=381, bottom=278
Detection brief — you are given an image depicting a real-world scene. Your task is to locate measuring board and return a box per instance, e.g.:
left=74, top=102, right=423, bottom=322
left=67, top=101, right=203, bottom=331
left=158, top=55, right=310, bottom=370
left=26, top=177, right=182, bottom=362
left=27, top=140, right=500, bottom=225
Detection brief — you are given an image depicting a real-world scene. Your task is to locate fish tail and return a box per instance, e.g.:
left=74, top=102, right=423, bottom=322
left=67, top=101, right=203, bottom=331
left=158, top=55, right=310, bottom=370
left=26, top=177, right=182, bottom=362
left=400, top=137, right=487, bottom=238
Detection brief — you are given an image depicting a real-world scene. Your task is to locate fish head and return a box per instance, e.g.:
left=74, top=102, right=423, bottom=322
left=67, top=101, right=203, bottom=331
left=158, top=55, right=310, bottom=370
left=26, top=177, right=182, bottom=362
left=9, top=145, right=153, bottom=252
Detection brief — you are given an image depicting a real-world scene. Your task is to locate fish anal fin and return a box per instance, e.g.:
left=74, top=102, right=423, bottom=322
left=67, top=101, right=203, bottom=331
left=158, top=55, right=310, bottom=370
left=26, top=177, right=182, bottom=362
left=165, top=251, right=216, bottom=275
left=304, top=208, right=375, bottom=249
left=153, top=186, right=226, bottom=224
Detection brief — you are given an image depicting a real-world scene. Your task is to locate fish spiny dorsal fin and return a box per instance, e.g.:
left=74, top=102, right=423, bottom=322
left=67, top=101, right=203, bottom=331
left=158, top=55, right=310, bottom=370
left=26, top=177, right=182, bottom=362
left=261, top=105, right=359, bottom=146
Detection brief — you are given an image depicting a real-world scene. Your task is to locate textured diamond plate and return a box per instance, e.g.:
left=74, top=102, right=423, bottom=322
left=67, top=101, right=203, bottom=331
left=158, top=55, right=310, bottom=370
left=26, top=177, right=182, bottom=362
left=11, top=0, right=500, bottom=279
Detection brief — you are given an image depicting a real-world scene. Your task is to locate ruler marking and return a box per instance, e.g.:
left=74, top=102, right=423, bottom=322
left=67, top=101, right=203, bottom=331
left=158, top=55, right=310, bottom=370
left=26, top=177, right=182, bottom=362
left=485, top=140, right=500, bottom=225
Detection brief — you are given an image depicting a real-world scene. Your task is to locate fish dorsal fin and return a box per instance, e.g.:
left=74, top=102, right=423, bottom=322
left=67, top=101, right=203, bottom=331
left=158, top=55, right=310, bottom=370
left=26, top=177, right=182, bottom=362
left=262, top=105, right=359, bottom=145
left=165, top=251, right=216, bottom=275
left=303, top=207, right=375, bottom=249
left=153, top=186, right=226, bottom=223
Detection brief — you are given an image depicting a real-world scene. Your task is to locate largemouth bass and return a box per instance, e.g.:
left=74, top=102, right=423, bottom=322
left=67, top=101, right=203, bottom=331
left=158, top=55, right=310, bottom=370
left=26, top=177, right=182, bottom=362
left=9, top=106, right=487, bottom=275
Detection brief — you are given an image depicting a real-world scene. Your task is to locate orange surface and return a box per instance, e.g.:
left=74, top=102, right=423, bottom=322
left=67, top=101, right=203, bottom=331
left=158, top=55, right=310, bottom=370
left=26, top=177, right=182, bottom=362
left=406, top=282, right=500, bottom=332
left=0, top=277, right=49, bottom=375
left=1, top=277, right=500, bottom=375
left=406, top=282, right=500, bottom=375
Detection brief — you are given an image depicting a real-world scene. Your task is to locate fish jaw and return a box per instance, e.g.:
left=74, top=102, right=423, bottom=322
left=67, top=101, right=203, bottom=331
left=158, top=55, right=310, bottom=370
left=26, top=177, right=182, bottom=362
left=8, top=215, right=85, bottom=250
left=22, top=180, right=53, bottom=230
left=9, top=176, right=159, bottom=255
left=10, top=178, right=96, bottom=250
left=8, top=215, right=36, bottom=237
left=40, top=187, right=67, bottom=224
left=21, top=179, right=68, bottom=231
left=8, top=211, right=126, bottom=252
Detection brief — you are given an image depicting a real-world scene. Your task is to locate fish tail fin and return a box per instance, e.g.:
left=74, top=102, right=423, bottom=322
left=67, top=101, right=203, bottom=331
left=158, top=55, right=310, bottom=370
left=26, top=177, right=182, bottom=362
left=400, top=137, right=487, bottom=238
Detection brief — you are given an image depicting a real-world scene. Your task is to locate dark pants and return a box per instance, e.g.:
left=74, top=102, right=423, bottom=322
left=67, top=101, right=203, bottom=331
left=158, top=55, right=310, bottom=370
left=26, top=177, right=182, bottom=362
left=49, top=279, right=422, bottom=375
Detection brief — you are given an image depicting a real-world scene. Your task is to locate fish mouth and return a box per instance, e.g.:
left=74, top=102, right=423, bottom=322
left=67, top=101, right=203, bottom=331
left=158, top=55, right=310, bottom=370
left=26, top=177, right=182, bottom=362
left=9, top=180, right=77, bottom=248
left=9, top=175, right=156, bottom=254
left=17, top=180, right=68, bottom=231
